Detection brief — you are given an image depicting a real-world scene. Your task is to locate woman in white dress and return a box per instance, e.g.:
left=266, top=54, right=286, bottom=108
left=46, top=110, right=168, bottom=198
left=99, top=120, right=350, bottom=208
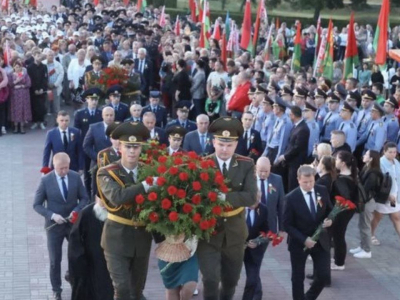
left=371, top=142, right=400, bottom=245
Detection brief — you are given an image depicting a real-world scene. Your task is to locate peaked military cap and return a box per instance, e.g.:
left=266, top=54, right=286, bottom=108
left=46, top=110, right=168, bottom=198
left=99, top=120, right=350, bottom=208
left=121, top=58, right=134, bottom=65
left=362, top=89, right=376, bottom=101
left=262, top=95, right=274, bottom=105
left=268, top=81, right=280, bottom=93
left=273, top=97, right=289, bottom=109
left=304, top=102, right=317, bottom=112
left=385, top=96, right=399, bottom=109
left=347, top=91, right=361, bottom=103
left=371, top=103, right=385, bottom=115
left=280, top=85, right=293, bottom=96
left=111, top=122, right=150, bottom=144
left=327, top=92, right=340, bottom=102
left=90, top=55, right=104, bottom=64
left=175, top=100, right=192, bottom=111
left=105, top=122, right=121, bottom=137
left=209, top=117, right=244, bottom=141
left=256, top=83, right=268, bottom=94
left=107, top=85, right=123, bottom=97
left=166, top=126, right=187, bottom=139
left=341, top=101, right=355, bottom=113
left=149, top=91, right=161, bottom=98
left=335, top=83, right=347, bottom=99
left=247, top=87, right=256, bottom=95
left=82, top=88, right=103, bottom=99
left=294, top=86, right=307, bottom=98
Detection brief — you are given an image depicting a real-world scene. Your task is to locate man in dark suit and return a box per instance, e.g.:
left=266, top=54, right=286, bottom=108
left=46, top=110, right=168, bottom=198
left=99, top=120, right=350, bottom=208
left=34, top=153, right=88, bottom=300
left=142, top=112, right=168, bottom=145
left=74, top=88, right=104, bottom=193
left=134, top=47, right=153, bottom=97
left=242, top=195, right=269, bottom=300
left=141, top=91, right=168, bottom=128
left=106, top=85, right=130, bottom=122
left=165, top=101, right=197, bottom=132
left=283, top=165, right=333, bottom=300
left=99, top=40, right=113, bottom=68
left=42, top=111, right=84, bottom=173
left=236, top=111, right=263, bottom=162
left=182, top=114, right=214, bottom=156
left=83, top=107, right=115, bottom=167
left=276, top=106, right=310, bottom=192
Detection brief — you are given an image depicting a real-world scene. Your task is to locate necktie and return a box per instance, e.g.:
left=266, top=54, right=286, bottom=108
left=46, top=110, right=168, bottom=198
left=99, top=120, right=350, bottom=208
left=339, top=123, right=344, bottom=131
left=315, top=109, right=320, bottom=121
left=307, top=191, right=316, bottom=220
left=200, top=134, right=206, bottom=151
left=62, top=131, right=68, bottom=150
left=244, top=131, right=249, bottom=150
left=260, top=179, right=267, bottom=204
left=269, top=120, right=280, bottom=143
left=140, top=60, right=144, bottom=73
left=246, top=208, right=252, bottom=228
left=181, top=122, right=185, bottom=128
left=128, top=171, right=136, bottom=183
left=61, top=177, right=68, bottom=201
left=365, top=123, right=375, bottom=141
left=320, top=112, right=332, bottom=138
left=383, top=116, right=387, bottom=122
left=357, top=111, right=366, bottom=131
left=153, top=107, right=156, bottom=114
left=222, top=162, right=228, bottom=177
left=114, top=105, right=118, bottom=111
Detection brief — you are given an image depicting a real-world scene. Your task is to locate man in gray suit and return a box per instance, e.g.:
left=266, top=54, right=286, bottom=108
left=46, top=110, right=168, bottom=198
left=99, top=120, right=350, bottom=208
left=256, top=157, right=285, bottom=235
left=182, top=114, right=214, bottom=156
left=33, top=153, right=88, bottom=300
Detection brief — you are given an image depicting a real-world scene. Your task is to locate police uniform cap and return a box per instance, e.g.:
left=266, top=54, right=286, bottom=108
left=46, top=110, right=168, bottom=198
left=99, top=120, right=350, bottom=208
left=101, top=10, right=109, bottom=15
left=141, top=20, right=150, bottom=26
left=294, top=86, right=307, bottom=98
left=84, top=3, right=94, bottom=9
left=166, top=125, right=186, bottom=139
left=82, top=88, right=103, bottom=99
left=144, top=29, right=153, bottom=36
left=268, top=82, right=281, bottom=93
left=341, top=101, right=355, bottom=113
left=150, top=91, right=161, bottom=98
left=175, top=100, right=191, bottom=111
left=209, top=117, right=244, bottom=141
left=83, top=8, right=95, bottom=15
left=247, top=87, right=256, bottom=95
left=335, top=83, right=347, bottom=99
left=273, top=97, right=289, bottom=109
left=77, top=23, right=88, bottom=30
left=303, top=102, right=317, bottom=112
left=111, top=122, right=150, bottom=144
left=115, top=18, right=125, bottom=24
left=121, top=58, right=134, bottom=66
left=281, top=85, right=293, bottom=97
left=135, top=12, right=144, bottom=18
left=63, top=21, right=71, bottom=26
left=371, top=103, right=385, bottom=115
left=107, top=85, right=123, bottom=97
left=153, top=24, right=162, bottom=30
left=347, top=91, right=361, bottom=103
left=362, top=89, right=376, bottom=101
left=126, top=23, right=135, bottom=30
left=116, top=9, right=127, bottom=16
left=93, top=15, right=103, bottom=22
left=327, top=92, right=340, bottom=103
left=91, top=55, right=104, bottom=64
left=255, top=83, right=268, bottom=94
left=105, top=122, right=121, bottom=137
left=262, top=94, right=274, bottom=105
left=385, top=96, right=399, bottom=109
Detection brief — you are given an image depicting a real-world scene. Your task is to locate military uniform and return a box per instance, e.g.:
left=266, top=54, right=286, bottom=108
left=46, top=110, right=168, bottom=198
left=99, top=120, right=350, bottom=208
left=303, top=103, right=320, bottom=159
left=355, top=107, right=372, bottom=138
left=383, top=114, right=399, bottom=143
left=97, top=122, right=152, bottom=300
left=338, top=120, right=357, bottom=152
left=121, top=59, right=143, bottom=105
left=197, top=117, right=258, bottom=300
left=319, top=108, right=342, bottom=143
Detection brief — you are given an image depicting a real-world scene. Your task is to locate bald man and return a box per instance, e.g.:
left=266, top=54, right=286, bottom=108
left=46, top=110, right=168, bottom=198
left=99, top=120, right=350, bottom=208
left=83, top=107, right=115, bottom=167
left=34, top=152, right=88, bottom=300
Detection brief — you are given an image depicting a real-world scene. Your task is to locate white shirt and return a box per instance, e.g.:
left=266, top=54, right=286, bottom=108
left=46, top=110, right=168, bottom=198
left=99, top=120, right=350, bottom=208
left=59, top=127, right=69, bottom=142
left=216, top=156, right=232, bottom=174
left=150, top=128, right=156, bottom=139
left=55, top=172, right=68, bottom=200
left=300, top=187, right=317, bottom=213
left=169, top=147, right=179, bottom=155
left=122, top=165, right=138, bottom=182
left=246, top=208, right=255, bottom=226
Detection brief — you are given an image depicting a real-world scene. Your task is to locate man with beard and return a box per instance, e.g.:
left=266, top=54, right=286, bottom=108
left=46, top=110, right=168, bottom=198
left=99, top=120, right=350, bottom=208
left=68, top=197, right=114, bottom=300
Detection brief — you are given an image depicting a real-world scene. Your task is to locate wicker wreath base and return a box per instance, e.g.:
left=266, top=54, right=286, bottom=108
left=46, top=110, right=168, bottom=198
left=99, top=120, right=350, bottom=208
left=155, top=234, right=191, bottom=263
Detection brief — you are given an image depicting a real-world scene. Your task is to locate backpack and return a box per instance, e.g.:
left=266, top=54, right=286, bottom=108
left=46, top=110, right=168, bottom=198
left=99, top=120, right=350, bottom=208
left=344, top=175, right=368, bottom=212
left=375, top=172, right=392, bottom=204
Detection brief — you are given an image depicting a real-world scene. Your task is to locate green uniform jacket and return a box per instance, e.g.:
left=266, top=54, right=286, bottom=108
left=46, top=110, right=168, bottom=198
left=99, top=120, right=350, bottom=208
left=97, top=161, right=152, bottom=257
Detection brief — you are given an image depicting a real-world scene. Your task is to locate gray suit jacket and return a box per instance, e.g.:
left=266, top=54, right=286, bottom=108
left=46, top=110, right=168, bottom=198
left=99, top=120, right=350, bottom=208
left=33, top=170, right=88, bottom=228
left=182, top=130, right=214, bottom=156
left=260, top=173, right=285, bottom=233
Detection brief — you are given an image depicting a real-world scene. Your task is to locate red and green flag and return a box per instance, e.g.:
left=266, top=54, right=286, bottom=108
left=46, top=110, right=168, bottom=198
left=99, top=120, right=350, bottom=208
left=189, top=0, right=197, bottom=22
left=292, top=22, right=302, bottom=72
left=137, top=0, right=147, bottom=13
left=252, top=0, right=265, bottom=56
left=212, top=19, right=221, bottom=41
left=24, top=0, right=37, bottom=7
left=373, top=0, right=390, bottom=66
left=322, top=19, right=334, bottom=80
left=199, top=0, right=210, bottom=48
left=343, top=12, right=359, bottom=80
left=314, top=15, right=321, bottom=66
left=240, top=0, right=253, bottom=53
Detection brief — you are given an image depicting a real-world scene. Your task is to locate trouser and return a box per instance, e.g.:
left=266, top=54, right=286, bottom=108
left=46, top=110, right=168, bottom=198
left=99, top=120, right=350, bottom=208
left=332, top=209, right=356, bottom=266
left=31, top=93, right=47, bottom=122
left=62, top=75, right=71, bottom=104
left=242, top=244, right=268, bottom=300
left=193, top=98, right=206, bottom=116
left=104, top=252, right=150, bottom=300
left=83, top=155, right=92, bottom=197
left=47, top=224, right=71, bottom=293
left=288, top=164, right=300, bottom=192
left=0, top=101, right=7, bottom=128
left=266, top=147, right=278, bottom=164
left=197, top=240, right=244, bottom=300
left=290, top=244, right=330, bottom=300
left=359, top=199, right=375, bottom=252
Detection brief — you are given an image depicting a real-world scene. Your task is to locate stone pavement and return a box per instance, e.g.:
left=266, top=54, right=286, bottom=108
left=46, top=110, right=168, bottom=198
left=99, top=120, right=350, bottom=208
left=1, top=113, right=400, bottom=300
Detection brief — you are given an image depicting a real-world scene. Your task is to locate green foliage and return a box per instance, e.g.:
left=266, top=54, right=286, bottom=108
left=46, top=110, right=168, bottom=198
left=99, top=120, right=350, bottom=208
left=350, top=0, right=367, bottom=9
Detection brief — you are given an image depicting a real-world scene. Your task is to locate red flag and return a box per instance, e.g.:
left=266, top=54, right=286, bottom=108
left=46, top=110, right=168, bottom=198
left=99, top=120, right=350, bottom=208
left=198, top=0, right=203, bottom=23
left=252, top=0, right=263, bottom=56
left=212, top=19, right=221, bottom=41
left=189, top=0, right=197, bottom=22
left=1, top=0, right=8, bottom=10
left=221, top=33, right=227, bottom=69
left=275, top=17, right=280, bottom=30
left=4, top=40, right=10, bottom=66
left=240, top=0, right=252, bottom=52
left=94, top=0, right=99, bottom=6
left=374, top=0, right=390, bottom=66
left=174, top=15, right=180, bottom=36
left=159, top=5, right=166, bottom=26
left=124, top=0, right=129, bottom=5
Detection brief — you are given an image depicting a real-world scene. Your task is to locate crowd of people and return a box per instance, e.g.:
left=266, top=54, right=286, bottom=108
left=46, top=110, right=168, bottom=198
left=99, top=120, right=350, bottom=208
left=0, top=0, right=394, bottom=300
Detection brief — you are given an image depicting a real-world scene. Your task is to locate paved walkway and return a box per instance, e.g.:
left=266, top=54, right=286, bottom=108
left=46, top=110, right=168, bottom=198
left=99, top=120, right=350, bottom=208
left=1, top=112, right=400, bottom=300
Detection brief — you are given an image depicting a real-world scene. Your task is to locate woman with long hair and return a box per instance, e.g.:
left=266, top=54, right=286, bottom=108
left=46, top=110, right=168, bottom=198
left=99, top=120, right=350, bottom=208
left=350, top=150, right=382, bottom=258
left=331, top=151, right=358, bottom=271
left=371, top=142, right=400, bottom=245
left=316, top=155, right=337, bottom=197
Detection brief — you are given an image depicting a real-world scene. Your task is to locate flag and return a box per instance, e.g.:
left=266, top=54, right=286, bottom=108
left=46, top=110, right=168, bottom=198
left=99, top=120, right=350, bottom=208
left=124, top=0, right=129, bottom=5
left=225, top=11, right=230, bottom=42
left=137, top=0, right=147, bottom=13
left=174, top=15, right=180, bottom=36
left=94, top=0, right=99, bottom=6
left=3, top=40, right=10, bottom=67
left=25, top=0, right=36, bottom=6
left=240, top=0, right=252, bottom=52
left=275, top=17, right=280, bottom=30
left=199, top=0, right=210, bottom=48
left=292, top=22, right=302, bottom=72
left=1, top=0, right=8, bottom=10
left=343, top=12, right=359, bottom=79
left=212, top=19, right=221, bottom=41
left=263, top=24, right=274, bottom=61
left=198, top=0, right=203, bottom=22
left=189, top=0, right=197, bottom=22
left=221, top=33, right=227, bottom=69
left=159, top=6, right=166, bottom=27
left=321, top=19, right=334, bottom=80
left=373, top=0, right=390, bottom=66
left=314, top=15, right=322, bottom=63
left=252, top=0, right=264, bottom=56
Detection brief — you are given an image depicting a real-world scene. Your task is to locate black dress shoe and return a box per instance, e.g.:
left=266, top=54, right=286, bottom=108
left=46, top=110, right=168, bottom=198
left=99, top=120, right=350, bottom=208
left=53, top=292, right=62, bottom=300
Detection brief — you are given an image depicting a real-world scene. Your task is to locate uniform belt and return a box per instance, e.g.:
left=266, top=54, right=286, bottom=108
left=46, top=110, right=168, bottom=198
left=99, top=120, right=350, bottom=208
left=107, top=214, right=145, bottom=227
left=123, top=91, right=141, bottom=96
left=220, top=207, right=244, bottom=217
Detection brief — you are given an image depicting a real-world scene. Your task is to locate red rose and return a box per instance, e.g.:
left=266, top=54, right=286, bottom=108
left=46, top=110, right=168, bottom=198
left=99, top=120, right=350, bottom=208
left=161, top=198, right=172, bottom=210
left=200, top=160, right=210, bottom=169
left=149, top=212, right=159, bottom=223
left=192, top=213, right=202, bottom=223
left=214, top=174, right=224, bottom=185
left=200, top=172, right=209, bottom=181
left=169, top=211, right=179, bottom=222
left=192, top=181, right=202, bottom=191
left=174, top=157, right=183, bottom=165
left=148, top=192, right=158, bottom=202
left=208, top=191, right=218, bottom=202
left=207, top=160, right=216, bottom=168
left=220, top=184, right=229, bottom=193
left=200, top=220, right=209, bottom=230
left=145, top=176, right=154, bottom=186
left=182, top=203, right=193, bottom=213
left=157, top=165, right=167, bottom=173
left=156, top=177, right=167, bottom=186
left=158, top=156, right=168, bottom=163
left=179, top=172, right=189, bottom=181
left=208, top=218, right=217, bottom=227
left=188, top=162, right=197, bottom=170
left=152, top=150, right=158, bottom=155
left=169, top=166, right=179, bottom=175
left=212, top=206, right=222, bottom=216
left=191, top=194, right=201, bottom=205
left=188, top=151, right=198, bottom=159
left=135, top=194, right=145, bottom=204
left=167, top=185, right=178, bottom=196
left=176, top=189, right=187, bottom=199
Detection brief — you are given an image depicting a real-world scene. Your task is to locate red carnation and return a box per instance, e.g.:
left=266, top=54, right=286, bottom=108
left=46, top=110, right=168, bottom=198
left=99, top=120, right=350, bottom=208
left=174, top=157, right=183, bottom=165
left=156, top=177, right=167, bottom=186
left=157, top=165, right=167, bottom=173
left=182, top=203, right=193, bottom=214
left=69, top=211, right=79, bottom=224
left=208, top=218, right=217, bottom=227
left=192, top=213, right=202, bottom=223
left=188, top=151, right=198, bottom=159
left=161, top=198, right=172, bottom=210
left=179, top=172, right=189, bottom=181
left=207, top=160, right=216, bottom=168
left=149, top=212, right=159, bottom=223
left=191, top=194, right=201, bottom=205
left=158, top=156, right=168, bottom=163
left=200, top=220, right=209, bottom=230
left=188, top=162, right=197, bottom=170
left=135, top=194, right=145, bottom=204
left=148, top=192, right=158, bottom=202
left=214, top=174, right=224, bottom=185
left=167, top=185, right=178, bottom=196
left=208, top=191, right=218, bottom=202
left=145, top=176, right=154, bottom=186
left=176, top=189, right=187, bottom=199
left=220, top=184, right=229, bottom=193
left=169, top=166, right=179, bottom=175
left=200, top=160, right=210, bottom=169
left=200, top=172, right=209, bottom=182
left=169, top=211, right=179, bottom=222
left=192, top=181, right=202, bottom=191
left=212, top=206, right=222, bottom=216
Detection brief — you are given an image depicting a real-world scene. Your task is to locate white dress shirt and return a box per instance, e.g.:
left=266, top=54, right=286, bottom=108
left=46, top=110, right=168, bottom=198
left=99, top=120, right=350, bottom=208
left=216, top=156, right=232, bottom=173
left=246, top=208, right=255, bottom=226
left=122, top=165, right=138, bottom=182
